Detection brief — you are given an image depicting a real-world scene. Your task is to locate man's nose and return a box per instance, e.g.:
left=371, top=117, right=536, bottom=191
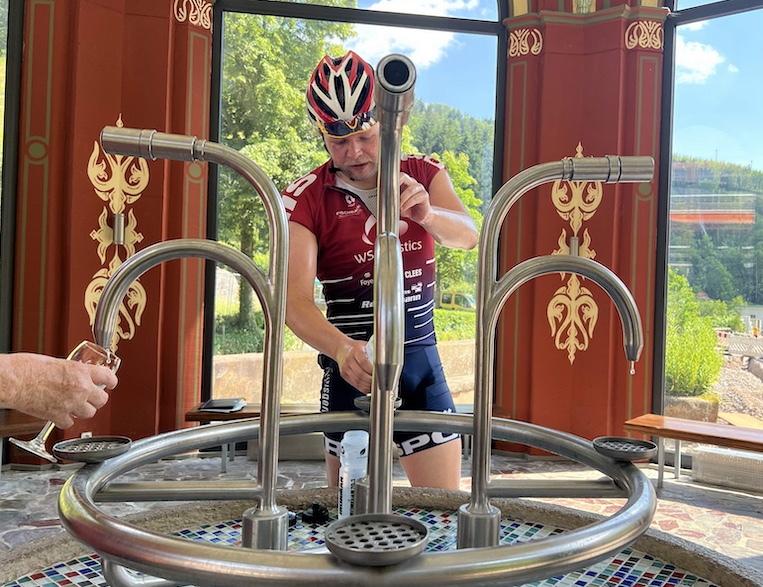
left=346, top=138, right=363, bottom=157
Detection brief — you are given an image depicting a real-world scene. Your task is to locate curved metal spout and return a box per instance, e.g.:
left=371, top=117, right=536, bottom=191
left=97, top=127, right=290, bottom=550
left=496, top=256, right=642, bottom=363
left=93, top=240, right=271, bottom=349
left=458, top=155, right=654, bottom=549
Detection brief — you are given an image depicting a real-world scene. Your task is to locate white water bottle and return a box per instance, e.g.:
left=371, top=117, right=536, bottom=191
left=338, top=430, right=369, bottom=519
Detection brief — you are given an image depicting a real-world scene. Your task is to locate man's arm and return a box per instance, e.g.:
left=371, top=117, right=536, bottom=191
left=285, top=221, right=373, bottom=393
left=400, top=169, right=479, bottom=250
left=0, top=353, right=116, bottom=428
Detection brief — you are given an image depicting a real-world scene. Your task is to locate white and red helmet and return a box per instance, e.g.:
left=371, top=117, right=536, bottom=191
left=306, top=51, right=377, bottom=137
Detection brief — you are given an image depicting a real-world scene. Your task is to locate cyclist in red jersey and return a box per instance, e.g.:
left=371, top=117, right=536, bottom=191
left=282, top=51, right=478, bottom=490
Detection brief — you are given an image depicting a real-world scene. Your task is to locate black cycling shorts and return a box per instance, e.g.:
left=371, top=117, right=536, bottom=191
left=319, top=344, right=460, bottom=458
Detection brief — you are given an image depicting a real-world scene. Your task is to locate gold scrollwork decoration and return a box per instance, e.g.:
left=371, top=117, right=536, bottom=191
left=551, top=177, right=603, bottom=237
left=121, top=209, right=145, bottom=259
left=174, top=0, right=212, bottom=30
left=84, top=258, right=147, bottom=352
left=509, top=28, right=543, bottom=58
left=88, top=142, right=149, bottom=215
left=573, top=0, right=595, bottom=14
left=85, top=116, right=148, bottom=350
left=90, top=208, right=114, bottom=264
left=547, top=274, right=599, bottom=365
left=625, top=20, right=663, bottom=50
left=547, top=143, right=604, bottom=363
left=553, top=227, right=596, bottom=262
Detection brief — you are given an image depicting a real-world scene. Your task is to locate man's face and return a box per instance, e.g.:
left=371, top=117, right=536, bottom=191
left=323, top=124, right=380, bottom=189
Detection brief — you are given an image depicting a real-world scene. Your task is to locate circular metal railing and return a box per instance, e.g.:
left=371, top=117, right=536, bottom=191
left=58, top=411, right=655, bottom=587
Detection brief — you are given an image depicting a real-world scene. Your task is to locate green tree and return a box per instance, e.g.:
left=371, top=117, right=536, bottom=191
left=697, top=295, right=745, bottom=332
left=219, top=11, right=355, bottom=326
left=665, top=268, right=723, bottom=396
left=431, top=150, right=482, bottom=292
left=689, top=234, right=736, bottom=302
left=407, top=101, right=494, bottom=210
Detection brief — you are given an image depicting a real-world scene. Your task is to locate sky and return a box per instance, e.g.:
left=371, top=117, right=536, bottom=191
left=671, top=4, right=763, bottom=171
left=346, top=0, right=499, bottom=120
left=344, top=0, right=763, bottom=171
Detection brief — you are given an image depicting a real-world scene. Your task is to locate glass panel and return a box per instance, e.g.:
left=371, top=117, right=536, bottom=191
left=667, top=9, right=763, bottom=426
left=265, top=0, right=499, bottom=20
left=215, top=11, right=496, bottom=407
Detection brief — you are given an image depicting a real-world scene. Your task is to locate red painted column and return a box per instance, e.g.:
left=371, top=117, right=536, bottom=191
left=496, top=0, right=667, bottom=446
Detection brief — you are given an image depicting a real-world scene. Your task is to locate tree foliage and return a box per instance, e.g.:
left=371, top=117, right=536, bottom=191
left=407, top=100, right=494, bottom=211
left=219, top=11, right=354, bottom=325
left=665, top=268, right=723, bottom=397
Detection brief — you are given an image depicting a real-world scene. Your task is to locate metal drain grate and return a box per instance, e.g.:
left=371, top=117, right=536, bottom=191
left=325, top=513, right=428, bottom=566
left=53, top=436, right=132, bottom=463
left=593, top=437, right=657, bottom=461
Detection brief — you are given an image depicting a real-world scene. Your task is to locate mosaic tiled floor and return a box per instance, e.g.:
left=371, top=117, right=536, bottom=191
left=4, top=507, right=718, bottom=587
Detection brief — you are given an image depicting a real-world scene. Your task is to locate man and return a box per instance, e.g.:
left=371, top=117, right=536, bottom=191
left=282, top=51, right=478, bottom=489
left=0, top=353, right=116, bottom=429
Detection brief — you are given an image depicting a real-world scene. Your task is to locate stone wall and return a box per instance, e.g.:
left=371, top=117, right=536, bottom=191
left=664, top=397, right=719, bottom=422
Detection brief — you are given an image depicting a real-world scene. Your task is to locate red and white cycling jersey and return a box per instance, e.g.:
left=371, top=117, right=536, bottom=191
left=282, top=154, right=445, bottom=346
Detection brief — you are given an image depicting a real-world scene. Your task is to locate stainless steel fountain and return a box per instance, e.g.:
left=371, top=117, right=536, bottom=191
left=56, top=54, right=658, bottom=587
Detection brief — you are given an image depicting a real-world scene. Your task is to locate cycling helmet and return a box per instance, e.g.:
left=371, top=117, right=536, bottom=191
left=306, top=51, right=377, bottom=137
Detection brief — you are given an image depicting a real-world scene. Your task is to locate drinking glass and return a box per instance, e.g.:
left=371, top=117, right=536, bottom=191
left=10, top=340, right=121, bottom=463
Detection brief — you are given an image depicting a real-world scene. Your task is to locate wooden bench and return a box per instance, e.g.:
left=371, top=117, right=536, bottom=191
left=0, top=409, right=46, bottom=471
left=718, top=411, right=763, bottom=429
left=623, top=413, right=763, bottom=488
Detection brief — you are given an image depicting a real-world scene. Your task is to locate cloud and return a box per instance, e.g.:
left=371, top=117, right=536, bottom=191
left=728, top=64, right=739, bottom=74
left=346, top=0, right=480, bottom=68
left=675, top=35, right=725, bottom=84
left=365, top=0, right=480, bottom=14
left=347, top=25, right=458, bottom=69
left=682, top=21, right=706, bottom=32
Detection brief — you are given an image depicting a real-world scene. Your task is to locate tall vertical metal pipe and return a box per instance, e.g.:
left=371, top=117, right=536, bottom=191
left=365, top=54, right=416, bottom=514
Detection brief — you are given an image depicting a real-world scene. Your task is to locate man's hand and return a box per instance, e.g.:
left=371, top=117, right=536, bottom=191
left=399, top=173, right=433, bottom=225
left=1, top=353, right=117, bottom=429
left=335, top=339, right=373, bottom=394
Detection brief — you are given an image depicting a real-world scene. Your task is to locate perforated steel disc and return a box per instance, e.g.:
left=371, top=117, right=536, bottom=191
left=593, top=436, right=657, bottom=462
left=325, top=513, right=428, bottom=566
left=53, top=435, right=132, bottom=463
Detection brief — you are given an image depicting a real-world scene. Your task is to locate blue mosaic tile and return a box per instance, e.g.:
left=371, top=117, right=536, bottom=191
left=3, top=509, right=720, bottom=587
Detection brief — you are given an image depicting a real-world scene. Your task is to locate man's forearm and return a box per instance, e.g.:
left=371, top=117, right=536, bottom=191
left=285, top=299, right=353, bottom=362
left=418, top=207, right=479, bottom=250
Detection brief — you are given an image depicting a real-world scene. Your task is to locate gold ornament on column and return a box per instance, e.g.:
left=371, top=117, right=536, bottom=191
left=573, top=0, right=596, bottom=14
left=625, top=20, right=664, bottom=50
left=174, top=0, right=212, bottom=30
left=85, top=116, right=148, bottom=350
left=548, top=143, right=605, bottom=364
left=509, top=28, right=543, bottom=58
left=548, top=274, right=598, bottom=364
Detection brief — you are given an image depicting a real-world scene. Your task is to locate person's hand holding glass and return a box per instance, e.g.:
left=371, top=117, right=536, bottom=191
left=9, top=341, right=120, bottom=462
